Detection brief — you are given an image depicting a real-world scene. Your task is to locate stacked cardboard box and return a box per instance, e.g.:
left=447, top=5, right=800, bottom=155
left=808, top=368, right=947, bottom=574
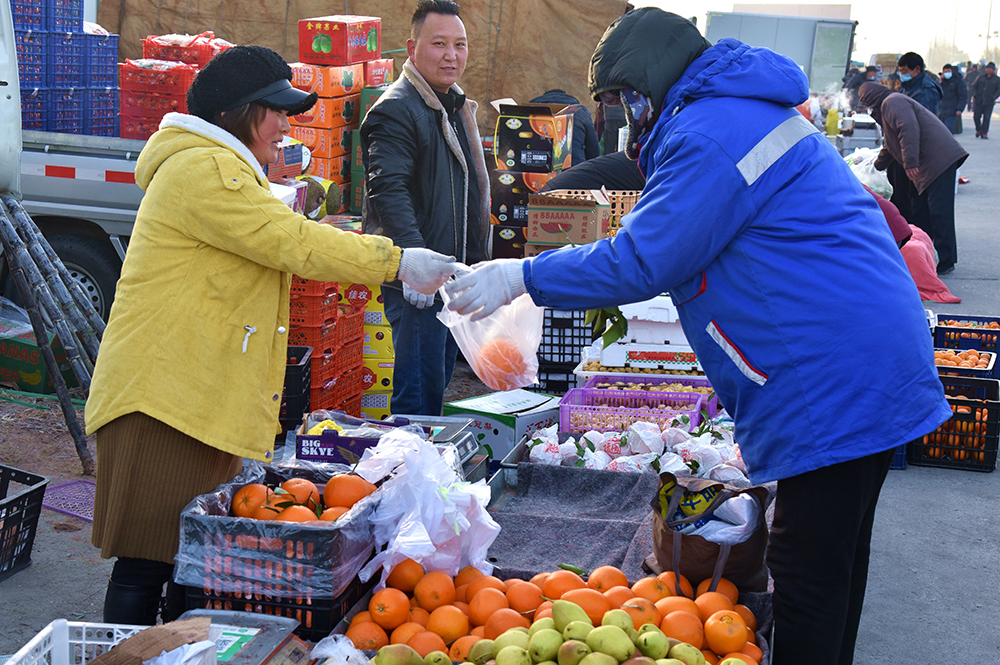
left=337, top=283, right=395, bottom=421
left=290, top=16, right=389, bottom=206
left=490, top=101, right=578, bottom=259
left=349, top=80, right=393, bottom=214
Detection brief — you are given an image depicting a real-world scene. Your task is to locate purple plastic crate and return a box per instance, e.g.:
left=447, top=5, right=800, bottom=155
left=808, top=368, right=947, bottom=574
left=84, top=87, right=119, bottom=136
left=48, top=87, right=85, bottom=134
left=559, top=386, right=707, bottom=433
left=46, top=0, right=83, bottom=32
left=83, top=33, right=119, bottom=87
left=20, top=88, right=47, bottom=131
left=12, top=0, right=46, bottom=31
left=580, top=374, right=719, bottom=417
left=14, top=30, right=47, bottom=88
left=47, top=31, right=85, bottom=88
left=41, top=479, right=95, bottom=522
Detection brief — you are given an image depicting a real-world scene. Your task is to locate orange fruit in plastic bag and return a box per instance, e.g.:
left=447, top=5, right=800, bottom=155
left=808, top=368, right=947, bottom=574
left=475, top=338, right=527, bottom=391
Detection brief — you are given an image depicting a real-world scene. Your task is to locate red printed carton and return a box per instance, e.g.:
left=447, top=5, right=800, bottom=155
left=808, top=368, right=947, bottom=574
left=298, top=16, right=381, bottom=66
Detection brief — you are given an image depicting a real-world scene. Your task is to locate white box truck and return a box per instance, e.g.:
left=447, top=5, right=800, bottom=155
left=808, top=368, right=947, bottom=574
left=705, top=10, right=858, bottom=94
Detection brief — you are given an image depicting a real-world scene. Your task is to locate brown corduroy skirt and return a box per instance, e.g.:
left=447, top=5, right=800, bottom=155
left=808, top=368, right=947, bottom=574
left=92, top=412, right=243, bottom=564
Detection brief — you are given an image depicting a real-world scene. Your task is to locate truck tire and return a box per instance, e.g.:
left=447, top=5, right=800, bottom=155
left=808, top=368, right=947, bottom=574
left=3, top=235, right=122, bottom=321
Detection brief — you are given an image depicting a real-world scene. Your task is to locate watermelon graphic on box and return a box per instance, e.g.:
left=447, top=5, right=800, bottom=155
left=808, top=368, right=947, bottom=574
left=299, top=16, right=381, bottom=66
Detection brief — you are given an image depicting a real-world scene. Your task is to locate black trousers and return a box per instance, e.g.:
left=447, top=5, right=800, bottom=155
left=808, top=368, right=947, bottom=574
left=886, top=161, right=911, bottom=222
left=973, top=101, right=995, bottom=135
left=768, top=448, right=895, bottom=665
left=908, top=163, right=959, bottom=270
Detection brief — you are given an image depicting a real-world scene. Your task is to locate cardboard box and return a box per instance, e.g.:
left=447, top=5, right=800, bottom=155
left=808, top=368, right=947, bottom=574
left=289, top=62, right=365, bottom=97
left=351, top=129, right=364, bottom=170
left=361, top=85, right=390, bottom=120
left=350, top=170, right=365, bottom=214
left=526, top=190, right=611, bottom=245
left=364, top=58, right=394, bottom=86
left=362, top=324, right=394, bottom=359
left=443, top=389, right=561, bottom=460
left=361, top=357, right=394, bottom=392
left=0, top=319, right=78, bottom=394
left=492, top=225, right=526, bottom=259
left=490, top=170, right=557, bottom=225
left=307, top=156, right=352, bottom=184
left=493, top=102, right=574, bottom=173
left=287, top=124, right=353, bottom=159
left=524, top=242, right=564, bottom=257
left=298, top=15, right=381, bottom=66
left=360, top=390, right=392, bottom=421
left=289, top=94, right=360, bottom=129
left=263, top=139, right=306, bottom=182
left=339, top=282, right=384, bottom=313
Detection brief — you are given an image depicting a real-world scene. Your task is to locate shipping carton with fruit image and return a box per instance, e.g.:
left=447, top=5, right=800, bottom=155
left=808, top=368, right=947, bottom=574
left=289, top=93, right=360, bottom=129
left=290, top=62, right=364, bottom=97
left=362, top=324, right=394, bottom=359
left=360, top=85, right=390, bottom=120
left=298, top=15, right=381, bottom=66
left=339, top=282, right=385, bottom=316
left=364, top=58, right=394, bottom=86
left=492, top=225, right=527, bottom=259
left=307, top=156, right=352, bottom=184
left=361, top=356, right=394, bottom=393
left=0, top=318, right=78, bottom=394
left=288, top=124, right=353, bottom=159
left=493, top=101, right=574, bottom=173
left=443, top=389, right=560, bottom=461
left=263, top=138, right=305, bottom=182
left=490, top=170, right=557, bottom=225
left=527, top=189, right=611, bottom=245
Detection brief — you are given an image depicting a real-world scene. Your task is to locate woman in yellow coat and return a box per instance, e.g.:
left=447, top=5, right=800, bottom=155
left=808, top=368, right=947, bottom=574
left=85, top=45, right=455, bottom=624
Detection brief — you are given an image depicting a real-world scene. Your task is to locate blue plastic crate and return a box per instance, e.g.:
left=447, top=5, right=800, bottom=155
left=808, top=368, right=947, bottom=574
left=21, top=88, right=48, bottom=131
left=47, top=31, right=85, bottom=88
left=83, top=34, right=119, bottom=87
left=46, top=0, right=83, bottom=32
left=14, top=30, right=47, bottom=88
left=48, top=87, right=84, bottom=134
left=934, top=313, right=1000, bottom=353
left=84, top=87, right=119, bottom=136
left=889, top=443, right=907, bottom=470
left=12, top=0, right=46, bottom=31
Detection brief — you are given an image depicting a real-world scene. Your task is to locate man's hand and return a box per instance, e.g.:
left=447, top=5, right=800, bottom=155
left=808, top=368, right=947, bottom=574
left=403, top=284, right=435, bottom=309
left=445, top=259, right=527, bottom=321
left=398, top=248, right=457, bottom=295
left=905, top=166, right=920, bottom=182
left=957, top=111, right=963, bottom=116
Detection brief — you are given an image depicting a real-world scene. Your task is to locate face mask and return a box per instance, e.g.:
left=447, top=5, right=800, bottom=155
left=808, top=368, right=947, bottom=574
left=899, top=73, right=912, bottom=82
left=867, top=75, right=876, bottom=80
left=944, top=72, right=953, bottom=79
left=620, top=87, right=654, bottom=161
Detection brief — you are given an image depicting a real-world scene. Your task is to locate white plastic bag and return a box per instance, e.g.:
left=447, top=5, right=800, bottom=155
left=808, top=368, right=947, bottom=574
left=627, top=422, right=666, bottom=455
left=688, top=494, right=761, bottom=545
left=438, top=291, right=543, bottom=391
left=310, top=635, right=368, bottom=665
left=844, top=147, right=892, bottom=199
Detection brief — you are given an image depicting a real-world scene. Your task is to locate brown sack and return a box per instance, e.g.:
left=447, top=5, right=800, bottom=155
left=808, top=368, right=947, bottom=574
left=646, top=473, right=769, bottom=593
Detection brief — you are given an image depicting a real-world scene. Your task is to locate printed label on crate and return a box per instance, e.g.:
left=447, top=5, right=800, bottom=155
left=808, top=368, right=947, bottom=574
left=214, top=626, right=260, bottom=661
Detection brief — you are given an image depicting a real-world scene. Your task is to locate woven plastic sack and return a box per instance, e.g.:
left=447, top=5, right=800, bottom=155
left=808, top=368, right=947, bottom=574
left=844, top=147, right=892, bottom=199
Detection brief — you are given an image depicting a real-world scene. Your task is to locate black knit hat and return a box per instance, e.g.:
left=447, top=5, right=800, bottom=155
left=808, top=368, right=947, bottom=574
left=186, top=45, right=317, bottom=121
left=988, top=62, right=997, bottom=70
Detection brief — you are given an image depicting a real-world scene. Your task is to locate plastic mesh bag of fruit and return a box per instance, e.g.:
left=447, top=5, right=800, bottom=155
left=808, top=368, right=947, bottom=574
left=437, top=288, right=543, bottom=391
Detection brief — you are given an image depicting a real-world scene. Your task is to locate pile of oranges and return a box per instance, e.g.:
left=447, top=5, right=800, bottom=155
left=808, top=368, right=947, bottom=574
left=229, top=474, right=376, bottom=522
left=933, top=348, right=993, bottom=370
left=344, top=561, right=762, bottom=664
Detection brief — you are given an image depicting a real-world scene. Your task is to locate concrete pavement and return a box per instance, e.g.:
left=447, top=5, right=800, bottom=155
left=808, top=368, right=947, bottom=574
left=2, top=111, right=999, bottom=660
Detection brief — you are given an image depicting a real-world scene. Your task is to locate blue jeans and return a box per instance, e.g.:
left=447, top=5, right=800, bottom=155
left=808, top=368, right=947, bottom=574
left=382, top=284, right=458, bottom=416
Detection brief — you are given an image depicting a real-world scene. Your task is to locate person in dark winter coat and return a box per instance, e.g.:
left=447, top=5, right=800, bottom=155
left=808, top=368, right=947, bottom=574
left=845, top=66, right=878, bottom=111
left=860, top=82, right=969, bottom=274
left=938, top=63, right=968, bottom=133
left=447, top=12, right=950, bottom=664
left=970, top=62, right=1000, bottom=137
left=966, top=63, right=981, bottom=110
left=897, top=52, right=943, bottom=113
left=529, top=89, right=601, bottom=166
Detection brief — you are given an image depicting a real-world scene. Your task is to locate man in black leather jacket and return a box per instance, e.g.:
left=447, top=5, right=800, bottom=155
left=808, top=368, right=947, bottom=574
left=361, top=0, right=490, bottom=415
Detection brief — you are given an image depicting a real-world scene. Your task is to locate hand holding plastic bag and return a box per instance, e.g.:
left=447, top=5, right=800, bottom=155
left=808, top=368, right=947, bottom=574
left=845, top=147, right=892, bottom=198
left=438, top=284, right=543, bottom=392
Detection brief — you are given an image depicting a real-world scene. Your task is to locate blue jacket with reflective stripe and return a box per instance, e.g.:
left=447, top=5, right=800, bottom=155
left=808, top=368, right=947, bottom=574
left=523, top=40, right=950, bottom=483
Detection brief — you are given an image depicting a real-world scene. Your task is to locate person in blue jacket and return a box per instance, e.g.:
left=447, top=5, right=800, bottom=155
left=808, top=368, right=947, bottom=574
left=446, top=9, right=950, bottom=665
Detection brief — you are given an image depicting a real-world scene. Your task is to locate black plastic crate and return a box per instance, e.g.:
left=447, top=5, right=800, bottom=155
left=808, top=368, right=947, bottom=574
left=12, top=0, right=45, bottom=31
left=285, top=346, right=313, bottom=395
left=21, top=88, right=47, bottom=131
left=84, top=87, right=119, bottom=136
left=907, top=376, right=1000, bottom=472
left=934, top=314, right=1000, bottom=352
left=526, top=362, right=578, bottom=395
left=84, top=33, right=119, bottom=87
left=539, top=308, right=595, bottom=365
left=47, top=31, right=85, bottom=88
left=1, top=465, right=50, bottom=582
left=14, top=29, right=46, bottom=88
left=47, top=0, right=83, bottom=32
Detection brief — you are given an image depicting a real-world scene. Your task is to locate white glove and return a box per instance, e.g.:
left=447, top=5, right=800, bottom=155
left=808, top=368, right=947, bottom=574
left=444, top=259, right=527, bottom=321
left=397, top=248, right=457, bottom=295
left=403, top=284, right=435, bottom=309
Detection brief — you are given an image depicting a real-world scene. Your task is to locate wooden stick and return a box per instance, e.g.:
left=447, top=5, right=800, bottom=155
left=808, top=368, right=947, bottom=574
left=0, top=208, right=91, bottom=390
left=0, top=202, right=94, bottom=475
left=0, top=194, right=106, bottom=338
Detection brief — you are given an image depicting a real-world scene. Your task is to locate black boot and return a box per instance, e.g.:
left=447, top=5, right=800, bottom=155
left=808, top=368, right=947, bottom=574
left=103, top=580, right=162, bottom=625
